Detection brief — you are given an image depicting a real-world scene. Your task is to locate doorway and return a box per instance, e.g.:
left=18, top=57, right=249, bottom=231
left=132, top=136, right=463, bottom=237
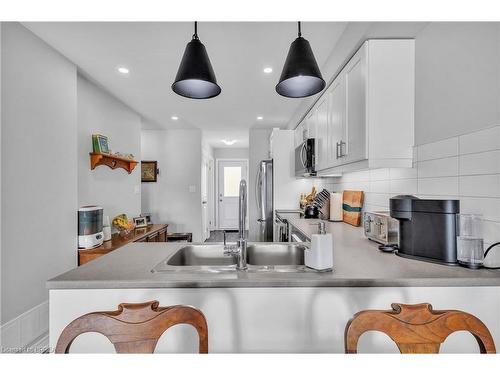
left=216, top=159, right=248, bottom=229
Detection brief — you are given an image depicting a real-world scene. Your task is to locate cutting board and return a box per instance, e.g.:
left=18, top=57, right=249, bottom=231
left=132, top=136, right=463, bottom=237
left=342, top=190, right=364, bottom=227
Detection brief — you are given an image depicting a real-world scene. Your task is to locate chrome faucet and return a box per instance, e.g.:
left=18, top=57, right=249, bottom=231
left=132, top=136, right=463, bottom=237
left=224, top=179, right=248, bottom=270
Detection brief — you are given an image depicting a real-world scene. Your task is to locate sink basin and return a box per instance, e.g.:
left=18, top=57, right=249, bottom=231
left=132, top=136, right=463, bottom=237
left=167, top=245, right=236, bottom=266
left=152, top=242, right=310, bottom=273
left=246, top=243, right=305, bottom=266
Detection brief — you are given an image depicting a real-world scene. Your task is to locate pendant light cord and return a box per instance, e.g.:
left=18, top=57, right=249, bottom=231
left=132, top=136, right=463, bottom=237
left=297, top=21, right=302, bottom=37
left=193, top=21, right=199, bottom=40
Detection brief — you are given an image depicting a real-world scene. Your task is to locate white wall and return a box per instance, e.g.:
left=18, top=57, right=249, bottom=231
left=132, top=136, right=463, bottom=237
left=1, top=22, right=77, bottom=334
left=213, top=148, right=249, bottom=160
left=77, top=75, right=141, bottom=221
left=141, top=129, right=203, bottom=242
left=415, top=23, right=500, bottom=145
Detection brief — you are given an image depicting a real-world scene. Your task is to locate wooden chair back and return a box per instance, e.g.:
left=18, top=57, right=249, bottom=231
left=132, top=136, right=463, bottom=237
left=345, top=303, right=496, bottom=354
left=55, top=301, right=208, bottom=353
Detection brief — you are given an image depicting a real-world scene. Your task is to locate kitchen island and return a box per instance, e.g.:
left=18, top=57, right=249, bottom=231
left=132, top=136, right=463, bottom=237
left=48, top=222, right=500, bottom=353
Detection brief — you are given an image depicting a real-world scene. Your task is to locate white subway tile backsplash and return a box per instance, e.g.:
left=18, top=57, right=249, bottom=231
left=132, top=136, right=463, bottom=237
left=417, top=137, right=459, bottom=161
left=459, top=126, right=500, bottom=155
left=333, top=128, right=499, bottom=220
left=390, top=178, right=418, bottom=195
left=460, top=175, right=500, bottom=198
left=418, top=177, right=459, bottom=196
left=364, top=192, right=391, bottom=208
left=460, top=197, right=500, bottom=222
left=370, top=180, right=390, bottom=193
left=369, top=168, right=390, bottom=181
left=483, top=220, right=500, bottom=245
left=389, top=167, right=417, bottom=180
left=459, top=150, right=500, bottom=176
left=417, top=157, right=459, bottom=178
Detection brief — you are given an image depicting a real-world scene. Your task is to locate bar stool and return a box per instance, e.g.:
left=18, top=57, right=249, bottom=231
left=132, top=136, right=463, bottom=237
left=345, top=303, right=496, bottom=354
left=55, top=301, right=208, bottom=353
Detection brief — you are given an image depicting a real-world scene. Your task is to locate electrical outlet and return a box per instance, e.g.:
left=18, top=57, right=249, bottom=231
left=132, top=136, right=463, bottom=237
left=189, top=185, right=196, bottom=193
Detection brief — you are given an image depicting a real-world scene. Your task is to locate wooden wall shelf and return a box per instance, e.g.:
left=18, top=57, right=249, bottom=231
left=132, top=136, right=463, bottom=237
left=89, top=153, right=138, bottom=174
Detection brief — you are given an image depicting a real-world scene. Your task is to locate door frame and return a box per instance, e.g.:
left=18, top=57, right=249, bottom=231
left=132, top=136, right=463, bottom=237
left=215, top=158, right=249, bottom=230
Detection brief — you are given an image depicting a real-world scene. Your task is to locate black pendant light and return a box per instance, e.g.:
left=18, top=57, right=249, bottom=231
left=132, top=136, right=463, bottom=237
left=172, top=22, right=221, bottom=99
left=276, top=22, right=326, bottom=98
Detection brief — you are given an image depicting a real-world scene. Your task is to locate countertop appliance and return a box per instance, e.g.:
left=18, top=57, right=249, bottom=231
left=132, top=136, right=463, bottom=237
left=390, top=195, right=460, bottom=265
left=304, top=204, right=320, bottom=219
left=256, top=159, right=273, bottom=242
left=364, top=211, right=399, bottom=246
left=78, top=206, right=104, bottom=249
left=295, top=138, right=316, bottom=177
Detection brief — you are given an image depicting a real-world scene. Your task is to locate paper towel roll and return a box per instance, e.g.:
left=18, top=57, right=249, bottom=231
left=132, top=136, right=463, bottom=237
left=329, top=192, right=343, bottom=222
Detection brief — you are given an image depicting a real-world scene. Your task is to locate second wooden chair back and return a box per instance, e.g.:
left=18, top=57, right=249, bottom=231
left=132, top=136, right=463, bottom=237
left=345, top=303, right=496, bottom=354
left=55, top=300, right=208, bottom=353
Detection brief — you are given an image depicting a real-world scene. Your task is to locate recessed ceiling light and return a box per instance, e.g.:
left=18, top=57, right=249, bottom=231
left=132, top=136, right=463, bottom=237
left=171, top=116, right=179, bottom=120
left=263, top=67, right=273, bottom=74
left=117, top=66, right=130, bottom=75
left=221, top=139, right=237, bottom=145
left=257, top=116, right=263, bottom=120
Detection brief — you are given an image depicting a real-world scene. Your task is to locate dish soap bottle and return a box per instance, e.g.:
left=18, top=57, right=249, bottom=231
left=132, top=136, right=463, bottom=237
left=305, top=222, right=333, bottom=271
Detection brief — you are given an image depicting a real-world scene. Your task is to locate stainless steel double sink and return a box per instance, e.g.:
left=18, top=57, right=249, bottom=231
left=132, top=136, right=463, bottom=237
left=152, top=242, right=311, bottom=273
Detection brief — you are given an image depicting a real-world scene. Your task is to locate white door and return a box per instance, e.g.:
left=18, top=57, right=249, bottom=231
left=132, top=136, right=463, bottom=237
left=218, top=160, right=248, bottom=229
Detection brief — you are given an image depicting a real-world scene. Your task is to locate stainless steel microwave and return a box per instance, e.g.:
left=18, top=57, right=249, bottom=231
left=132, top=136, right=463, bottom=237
left=295, top=139, right=316, bottom=177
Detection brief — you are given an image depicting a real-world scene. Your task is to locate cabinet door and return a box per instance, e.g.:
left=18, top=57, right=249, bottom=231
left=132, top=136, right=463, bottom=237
left=305, top=110, right=316, bottom=139
left=344, top=45, right=367, bottom=163
left=314, top=96, right=328, bottom=171
left=327, top=75, right=346, bottom=167
left=294, top=122, right=304, bottom=147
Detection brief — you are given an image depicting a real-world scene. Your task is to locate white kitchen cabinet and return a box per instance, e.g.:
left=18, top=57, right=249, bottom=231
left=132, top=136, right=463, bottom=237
left=314, top=95, right=329, bottom=171
left=309, top=39, right=415, bottom=175
left=326, top=75, right=346, bottom=168
left=294, top=121, right=305, bottom=147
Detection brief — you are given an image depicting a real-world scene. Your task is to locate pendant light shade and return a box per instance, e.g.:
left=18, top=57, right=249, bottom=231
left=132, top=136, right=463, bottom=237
left=276, top=22, right=325, bottom=98
left=172, top=22, right=221, bottom=99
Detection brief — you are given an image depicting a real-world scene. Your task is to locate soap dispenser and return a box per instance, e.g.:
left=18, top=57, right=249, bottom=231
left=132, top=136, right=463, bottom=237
left=305, top=222, right=333, bottom=271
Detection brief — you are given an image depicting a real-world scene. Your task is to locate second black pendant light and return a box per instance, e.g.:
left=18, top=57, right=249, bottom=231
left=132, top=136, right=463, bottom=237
left=276, top=22, right=326, bottom=98
left=172, top=22, right=221, bottom=99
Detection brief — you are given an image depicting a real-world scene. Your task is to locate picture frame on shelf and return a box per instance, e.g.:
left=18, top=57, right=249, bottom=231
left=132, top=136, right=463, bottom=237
left=141, top=160, right=158, bottom=182
left=92, top=134, right=110, bottom=154
left=140, top=213, right=152, bottom=225
left=133, top=216, right=148, bottom=228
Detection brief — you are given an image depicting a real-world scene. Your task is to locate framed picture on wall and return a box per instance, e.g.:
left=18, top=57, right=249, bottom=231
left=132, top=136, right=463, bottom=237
left=141, top=161, right=158, bottom=182
left=92, top=134, right=110, bottom=154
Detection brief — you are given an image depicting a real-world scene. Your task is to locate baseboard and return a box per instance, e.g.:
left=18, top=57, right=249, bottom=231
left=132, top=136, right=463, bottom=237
left=1, top=300, right=49, bottom=353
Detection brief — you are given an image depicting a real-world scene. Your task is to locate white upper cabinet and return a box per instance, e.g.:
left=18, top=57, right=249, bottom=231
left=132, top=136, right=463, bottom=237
left=305, top=39, right=415, bottom=175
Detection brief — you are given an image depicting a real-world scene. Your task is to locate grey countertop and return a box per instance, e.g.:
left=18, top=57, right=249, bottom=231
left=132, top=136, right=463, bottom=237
left=48, top=218, right=500, bottom=289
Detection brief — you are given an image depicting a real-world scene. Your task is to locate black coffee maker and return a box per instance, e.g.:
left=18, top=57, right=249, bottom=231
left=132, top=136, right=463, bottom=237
left=390, top=195, right=460, bottom=265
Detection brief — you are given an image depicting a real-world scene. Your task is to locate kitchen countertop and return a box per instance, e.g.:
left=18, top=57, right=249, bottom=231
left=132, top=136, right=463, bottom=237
left=47, top=218, right=500, bottom=289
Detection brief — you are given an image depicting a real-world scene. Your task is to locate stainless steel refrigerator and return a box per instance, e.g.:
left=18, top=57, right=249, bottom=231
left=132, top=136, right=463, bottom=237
left=256, top=159, right=273, bottom=242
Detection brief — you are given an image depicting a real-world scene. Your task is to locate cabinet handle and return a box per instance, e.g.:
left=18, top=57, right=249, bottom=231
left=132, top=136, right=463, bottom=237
left=336, top=142, right=341, bottom=159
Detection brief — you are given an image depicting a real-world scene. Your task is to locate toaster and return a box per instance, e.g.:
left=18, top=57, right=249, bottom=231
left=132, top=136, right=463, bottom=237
left=363, top=211, right=399, bottom=246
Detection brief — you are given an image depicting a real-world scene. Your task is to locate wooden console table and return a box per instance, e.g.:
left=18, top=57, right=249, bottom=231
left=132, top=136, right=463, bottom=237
left=78, top=224, right=168, bottom=266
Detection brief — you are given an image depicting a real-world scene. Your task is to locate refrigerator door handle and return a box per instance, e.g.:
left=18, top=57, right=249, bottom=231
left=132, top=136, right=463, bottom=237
left=255, top=165, right=263, bottom=218
left=259, top=163, right=267, bottom=221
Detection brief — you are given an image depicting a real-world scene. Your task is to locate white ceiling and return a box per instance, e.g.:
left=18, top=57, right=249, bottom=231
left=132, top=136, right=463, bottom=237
left=24, top=22, right=347, bottom=147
